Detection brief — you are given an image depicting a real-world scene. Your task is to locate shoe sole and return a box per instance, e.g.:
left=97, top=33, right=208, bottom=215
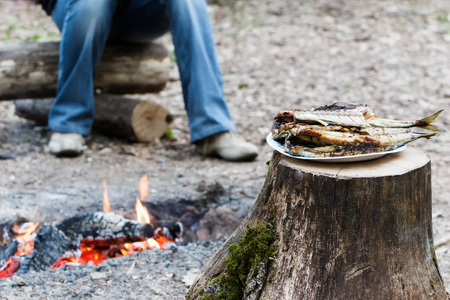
left=52, top=150, right=83, bottom=158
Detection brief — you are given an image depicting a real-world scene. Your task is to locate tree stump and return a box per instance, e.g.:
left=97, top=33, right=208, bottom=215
left=0, top=41, right=170, bottom=100
left=14, top=95, right=173, bottom=142
left=188, top=147, right=447, bottom=299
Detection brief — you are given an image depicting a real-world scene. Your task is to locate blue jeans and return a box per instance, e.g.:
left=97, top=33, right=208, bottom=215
left=50, top=0, right=235, bottom=142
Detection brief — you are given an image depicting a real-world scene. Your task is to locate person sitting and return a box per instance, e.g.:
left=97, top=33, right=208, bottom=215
left=33, top=0, right=259, bottom=161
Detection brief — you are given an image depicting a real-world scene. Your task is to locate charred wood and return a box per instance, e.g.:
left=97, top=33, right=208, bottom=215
left=1, top=213, right=159, bottom=275
left=0, top=240, right=18, bottom=267
left=54, top=212, right=154, bottom=244
left=0, top=217, right=29, bottom=245
left=154, top=221, right=184, bottom=241
left=16, top=213, right=155, bottom=273
left=16, top=225, right=73, bottom=274
left=0, top=220, right=15, bottom=245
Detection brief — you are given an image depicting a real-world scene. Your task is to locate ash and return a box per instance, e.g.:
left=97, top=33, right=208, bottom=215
left=0, top=240, right=222, bottom=299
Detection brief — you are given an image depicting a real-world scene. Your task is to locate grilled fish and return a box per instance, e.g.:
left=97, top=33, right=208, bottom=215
left=284, top=102, right=443, bottom=128
left=272, top=102, right=445, bottom=157
left=286, top=126, right=439, bottom=155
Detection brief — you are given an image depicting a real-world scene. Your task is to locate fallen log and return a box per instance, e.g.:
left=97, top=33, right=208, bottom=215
left=188, top=147, right=447, bottom=299
left=0, top=41, right=170, bottom=100
left=14, top=95, right=173, bottom=142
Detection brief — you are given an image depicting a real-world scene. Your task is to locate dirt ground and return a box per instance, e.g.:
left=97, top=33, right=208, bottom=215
left=1, top=0, right=450, bottom=298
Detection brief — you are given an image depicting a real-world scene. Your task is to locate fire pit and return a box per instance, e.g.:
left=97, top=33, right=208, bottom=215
left=0, top=175, right=182, bottom=279
left=0, top=173, right=255, bottom=300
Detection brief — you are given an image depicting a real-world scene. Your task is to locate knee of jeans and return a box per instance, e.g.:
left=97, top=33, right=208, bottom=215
left=68, top=0, right=117, bottom=20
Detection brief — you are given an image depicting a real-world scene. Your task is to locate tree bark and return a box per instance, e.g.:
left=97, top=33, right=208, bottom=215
left=14, top=95, right=173, bottom=142
left=188, top=147, right=448, bottom=299
left=0, top=41, right=170, bottom=100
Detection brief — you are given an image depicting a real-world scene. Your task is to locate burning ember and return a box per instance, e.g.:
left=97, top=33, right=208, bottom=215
left=14, top=222, right=39, bottom=256
left=0, top=222, right=39, bottom=279
left=0, top=175, right=182, bottom=279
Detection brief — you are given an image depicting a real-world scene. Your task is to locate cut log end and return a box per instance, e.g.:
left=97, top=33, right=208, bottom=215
left=132, top=100, right=172, bottom=142
left=188, top=147, right=447, bottom=300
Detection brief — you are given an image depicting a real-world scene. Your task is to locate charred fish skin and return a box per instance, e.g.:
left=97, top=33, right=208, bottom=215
left=272, top=122, right=296, bottom=142
left=293, top=110, right=370, bottom=127
left=286, top=143, right=387, bottom=158
left=284, top=123, right=443, bottom=157
left=285, top=142, right=376, bottom=158
left=285, top=134, right=392, bottom=158
left=312, top=102, right=367, bottom=111
left=278, top=121, right=445, bottom=137
left=285, top=143, right=339, bottom=158
left=284, top=133, right=385, bottom=157
left=288, top=125, right=439, bottom=152
left=293, top=102, right=374, bottom=127
left=272, top=110, right=296, bottom=142
left=282, top=102, right=443, bottom=129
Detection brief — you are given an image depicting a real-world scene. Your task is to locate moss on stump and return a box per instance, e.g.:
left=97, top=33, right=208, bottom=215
left=187, top=221, right=277, bottom=300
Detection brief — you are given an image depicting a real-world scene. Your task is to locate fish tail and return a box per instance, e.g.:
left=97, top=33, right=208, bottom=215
left=411, top=124, right=447, bottom=138
left=415, top=109, right=444, bottom=126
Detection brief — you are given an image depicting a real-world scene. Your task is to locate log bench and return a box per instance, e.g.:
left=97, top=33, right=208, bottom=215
left=188, top=147, right=448, bottom=299
left=0, top=41, right=172, bottom=142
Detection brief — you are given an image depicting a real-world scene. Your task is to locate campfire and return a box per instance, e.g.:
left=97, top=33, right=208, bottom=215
left=0, top=175, right=182, bottom=279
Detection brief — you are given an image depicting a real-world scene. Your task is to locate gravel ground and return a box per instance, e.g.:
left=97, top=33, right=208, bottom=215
left=1, top=0, right=450, bottom=298
left=0, top=241, right=223, bottom=299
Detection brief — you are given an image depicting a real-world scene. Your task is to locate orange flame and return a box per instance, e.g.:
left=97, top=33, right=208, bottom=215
left=120, top=243, right=133, bottom=256
left=12, top=222, right=40, bottom=257
left=103, top=179, right=110, bottom=212
left=135, top=199, right=150, bottom=224
left=18, top=222, right=39, bottom=242
left=139, top=175, right=150, bottom=201
left=14, top=222, right=39, bottom=240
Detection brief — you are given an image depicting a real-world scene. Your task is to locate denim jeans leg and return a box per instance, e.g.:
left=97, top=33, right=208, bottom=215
left=164, top=0, right=236, bottom=142
left=49, top=0, right=119, bottom=135
left=113, top=0, right=236, bottom=142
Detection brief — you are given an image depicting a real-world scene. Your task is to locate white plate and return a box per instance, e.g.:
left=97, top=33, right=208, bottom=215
left=266, top=133, right=407, bottom=163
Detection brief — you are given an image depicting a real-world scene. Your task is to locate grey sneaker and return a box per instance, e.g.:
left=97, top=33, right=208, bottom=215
left=48, top=133, right=87, bottom=157
left=195, top=131, right=258, bottom=161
